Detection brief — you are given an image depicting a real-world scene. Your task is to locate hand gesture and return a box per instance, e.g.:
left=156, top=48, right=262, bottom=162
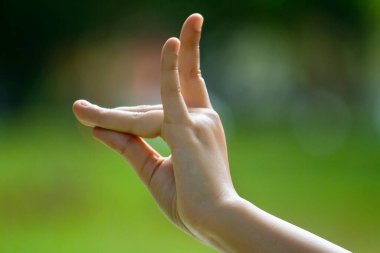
left=73, top=14, right=236, bottom=240
left=73, top=14, right=350, bottom=253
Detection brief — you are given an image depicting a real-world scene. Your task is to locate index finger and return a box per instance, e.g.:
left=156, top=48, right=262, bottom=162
left=160, top=37, right=189, bottom=124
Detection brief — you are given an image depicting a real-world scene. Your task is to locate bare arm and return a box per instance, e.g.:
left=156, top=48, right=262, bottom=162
left=73, top=13, right=351, bottom=253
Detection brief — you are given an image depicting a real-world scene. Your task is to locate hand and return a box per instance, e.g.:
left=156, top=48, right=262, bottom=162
left=73, top=13, right=237, bottom=240
left=73, top=14, right=351, bottom=253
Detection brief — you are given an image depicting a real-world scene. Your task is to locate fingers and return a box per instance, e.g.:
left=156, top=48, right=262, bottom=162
left=93, top=127, right=163, bottom=187
left=115, top=104, right=163, bottom=112
left=73, top=100, right=162, bottom=138
left=160, top=38, right=189, bottom=124
left=179, top=13, right=211, bottom=108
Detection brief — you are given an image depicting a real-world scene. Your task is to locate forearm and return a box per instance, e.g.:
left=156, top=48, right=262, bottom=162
left=200, top=196, right=351, bottom=253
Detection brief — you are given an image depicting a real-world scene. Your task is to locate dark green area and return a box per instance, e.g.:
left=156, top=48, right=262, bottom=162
left=0, top=0, right=372, bottom=109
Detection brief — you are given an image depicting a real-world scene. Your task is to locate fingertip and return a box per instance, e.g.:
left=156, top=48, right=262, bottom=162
left=163, top=37, right=180, bottom=53
left=74, top=99, right=91, bottom=108
left=73, top=99, right=91, bottom=114
left=72, top=100, right=80, bottom=113
left=73, top=100, right=92, bottom=121
left=189, top=13, right=203, bottom=31
left=190, top=13, right=203, bottom=19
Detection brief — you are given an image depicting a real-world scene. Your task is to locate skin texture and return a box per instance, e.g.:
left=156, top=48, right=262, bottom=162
left=73, top=14, right=351, bottom=253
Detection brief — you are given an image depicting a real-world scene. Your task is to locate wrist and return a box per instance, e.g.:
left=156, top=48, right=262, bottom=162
left=193, top=193, right=247, bottom=251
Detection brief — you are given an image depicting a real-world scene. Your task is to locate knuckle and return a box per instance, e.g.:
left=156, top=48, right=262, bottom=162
left=178, top=66, right=202, bottom=79
left=203, top=109, right=222, bottom=128
left=190, top=120, right=209, bottom=141
left=191, top=122, right=204, bottom=134
left=189, top=67, right=202, bottom=78
left=96, top=108, right=107, bottom=124
left=164, top=82, right=181, bottom=94
left=183, top=37, right=200, bottom=49
left=206, top=109, right=221, bottom=122
left=163, top=122, right=193, bottom=144
left=161, top=65, right=178, bottom=72
left=189, top=110, right=222, bottom=138
left=119, top=134, right=136, bottom=155
left=129, top=112, right=143, bottom=132
left=130, top=112, right=141, bottom=119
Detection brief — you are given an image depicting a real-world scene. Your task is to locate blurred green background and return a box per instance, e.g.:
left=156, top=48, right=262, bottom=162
left=1, top=1, right=380, bottom=252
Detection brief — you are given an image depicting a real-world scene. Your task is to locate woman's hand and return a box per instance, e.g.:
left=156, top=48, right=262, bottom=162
left=73, top=14, right=237, bottom=241
left=73, top=13, right=351, bottom=253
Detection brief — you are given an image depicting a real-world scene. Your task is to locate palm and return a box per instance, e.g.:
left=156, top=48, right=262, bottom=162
left=152, top=110, right=218, bottom=234
left=147, top=158, right=192, bottom=233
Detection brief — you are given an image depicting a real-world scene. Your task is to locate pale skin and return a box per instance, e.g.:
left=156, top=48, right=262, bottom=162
left=73, top=14, right=351, bottom=253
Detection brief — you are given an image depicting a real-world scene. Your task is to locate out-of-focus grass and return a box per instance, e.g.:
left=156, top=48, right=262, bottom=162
left=0, top=112, right=379, bottom=253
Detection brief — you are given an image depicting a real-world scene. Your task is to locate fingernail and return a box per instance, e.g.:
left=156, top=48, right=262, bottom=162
left=79, top=100, right=91, bottom=107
